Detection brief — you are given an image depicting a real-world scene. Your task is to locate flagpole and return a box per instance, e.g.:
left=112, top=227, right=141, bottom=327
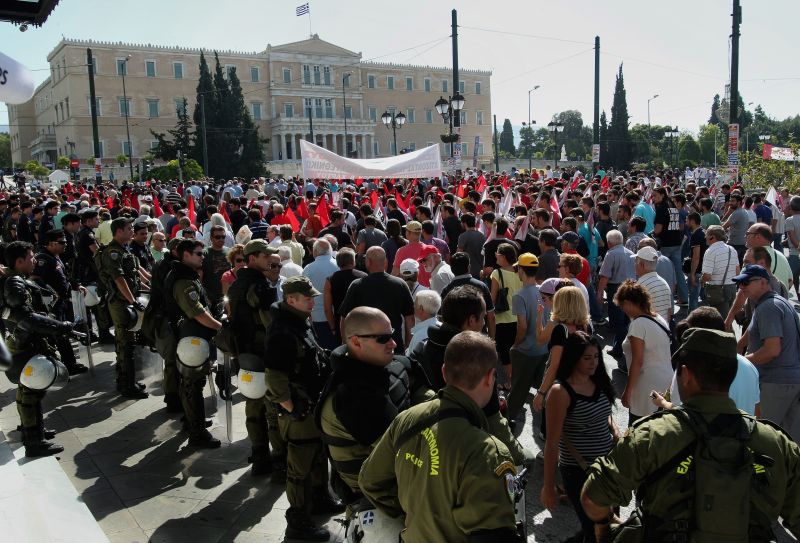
left=308, top=11, right=312, bottom=37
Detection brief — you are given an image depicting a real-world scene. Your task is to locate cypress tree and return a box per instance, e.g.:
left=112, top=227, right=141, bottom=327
left=599, top=110, right=609, bottom=167
left=608, top=64, right=632, bottom=170
left=499, top=118, right=516, bottom=155
left=192, top=51, right=217, bottom=174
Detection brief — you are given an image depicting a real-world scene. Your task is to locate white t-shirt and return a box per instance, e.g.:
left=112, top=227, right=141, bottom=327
left=622, top=314, right=674, bottom=417
left=569, top=277, right=590, bottom=310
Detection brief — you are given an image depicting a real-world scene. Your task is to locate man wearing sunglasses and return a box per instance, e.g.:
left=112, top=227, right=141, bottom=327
left=360, top=331, right=523, bottom=543
left=202, top=225, right=230, bottom=318
left=264, top=275, right=344, bottom=541
left=319, top=307, right=433, bottom=506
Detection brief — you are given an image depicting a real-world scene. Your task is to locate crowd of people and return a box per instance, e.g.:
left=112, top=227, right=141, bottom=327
left=1, top=166, right=800, bottom=542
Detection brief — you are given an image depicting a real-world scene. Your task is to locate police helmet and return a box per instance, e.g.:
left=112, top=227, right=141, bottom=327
left=347, top=507, right=405, bottom=543
left=84, top=284, right=100, bottom=307
left=19, top=355, right=70, bottom=391
left=236, top=353, right=267, bottom=399
left=127, top=295, right=149, bottom=332
left=177, top=336, right=210, bottom=368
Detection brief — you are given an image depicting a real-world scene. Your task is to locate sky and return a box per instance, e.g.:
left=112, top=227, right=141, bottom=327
left=2, top=0, right=799, bottom=140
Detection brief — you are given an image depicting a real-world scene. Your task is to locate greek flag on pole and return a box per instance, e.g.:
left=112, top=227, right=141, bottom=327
left=296, top=3, right=310, bottom=16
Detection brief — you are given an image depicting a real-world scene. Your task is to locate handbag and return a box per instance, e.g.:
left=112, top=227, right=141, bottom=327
left=704, top=246, right=733, bottom=306
left=494, top=269, right=510, bottom=313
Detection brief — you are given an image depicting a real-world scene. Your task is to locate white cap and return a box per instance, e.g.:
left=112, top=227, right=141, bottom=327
left=636, top=246, right=659, bottom=262
left=399, top=258, right=419, bottom=276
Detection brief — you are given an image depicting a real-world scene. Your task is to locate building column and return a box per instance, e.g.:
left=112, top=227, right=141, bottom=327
left=360, top=135, right=367, bottom=160
left=278, top=133, right=285, bottom=161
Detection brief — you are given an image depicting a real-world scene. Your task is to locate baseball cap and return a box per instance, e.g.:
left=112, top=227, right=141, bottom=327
left=732, top=264, right=770, bottom=284
left=557, top=231, right=581, bottom=246
left=399, top=258, right=419, bottom=276
left=672, top=327, right=737, bottom=368
left=539, top=277, right=563, bottom=296
left=282, top=275, right=320, bottom=297
left=405, top=220, right=422, bottom=233
left=636, top=246, right=659, bottom=262
left=417, top=244, right=439, bottom=262
left=515, top=253, right=539, bottom=268
left=243, top=239, right=276, bottom=256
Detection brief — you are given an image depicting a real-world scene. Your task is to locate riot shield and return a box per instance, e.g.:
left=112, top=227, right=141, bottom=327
left=70, top=289, right=94, bottom=375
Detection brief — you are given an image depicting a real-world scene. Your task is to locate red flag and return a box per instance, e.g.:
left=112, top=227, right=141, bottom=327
left=187, top=194, right=196, bottom=224
left=395, top=189, right=409, bottom=213
left=370, top=190, right=379, bottom=210
left=285, top=206, right=301, bottom=231
left=152, top=197, right=163, bottom=218
left=549, top=193, right=562, bottom=229
left=317, top=195, right=331, bottom=227
left=500, top=175, right=509, bottom=189
left=296, top=198, right=309, bottom=220
left=106, top=197, right=114, bottom=209
left=600, top=176, right=610, bottom=192
left=475, top=174, right=487, bottom=193
left=219, top=201, right=231, bottom=224
left=570, top=177, right=580, bottom=190
left=355, top=178, right=364, bottom=187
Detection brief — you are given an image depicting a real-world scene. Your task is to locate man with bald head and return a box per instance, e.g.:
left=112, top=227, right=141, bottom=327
left=339, top=246, right=415, bottom=352
left=317, top=307, right=432, bottom=505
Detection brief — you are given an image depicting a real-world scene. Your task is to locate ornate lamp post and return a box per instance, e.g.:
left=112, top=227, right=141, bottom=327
left=434, top=92, right=465, bottom=157
left=381, top=110, right=406, bottom=156
left=547, top=121, right=564, bottom=168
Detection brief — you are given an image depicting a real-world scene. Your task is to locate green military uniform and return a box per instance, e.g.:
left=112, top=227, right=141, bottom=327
left=167, top=260, right=218, bottom=446
left=227, top=244, right=286, bottom=476
left=2, top=269, right=72, bottom=456
left=147, top=246, right=180, bottom=408
left=358, top=386, right=522, bottom=543
left=98, top=237, right=141, bottom=393
left=318, top=345, right=434, bottom=504
left=264, top=276, right=340, bottom=540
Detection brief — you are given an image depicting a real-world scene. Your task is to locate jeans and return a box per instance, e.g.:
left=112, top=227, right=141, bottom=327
left=661, top=244, right=688, bottom=302
left=587, top=281, right=604, bottom=321
left=560, top=464, right=597, bottom=543
left=789, top=254, right=800, bottom=294
left=606, top=283, right=629, bottom=354
left=688, top=273, right=702, bottom=312
left=759, top=383, right=800, bottom=441
left=773, top=233, right=783, bottom=251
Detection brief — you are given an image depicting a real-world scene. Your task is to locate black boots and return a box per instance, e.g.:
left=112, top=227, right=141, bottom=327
left=285, top=508, right=330, bottom=542
left=249, top=448, right=273, bottom=476
left=311, top=488, right=346, bottom=515
left=188, top=428, right=221, bottom=449
left=22, top=426, right=64, bottom=458
left=164, top=393, right=183, bottom=413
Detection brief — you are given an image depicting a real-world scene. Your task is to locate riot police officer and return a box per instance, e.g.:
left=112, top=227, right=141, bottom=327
left=75, top=209, right=113, bottom=344
left=2, top=241, right=76, bottom=457
left=31, top=229, right=88, bottom=375
left=166, top=239, right=222, bottom=448
left=130, top=221, right=155, bottom=275
left=98, top=217, right=147, bottom=399
left=265, top=276, right=344, bottom=541
left=227, top=239, right=286, bottom=477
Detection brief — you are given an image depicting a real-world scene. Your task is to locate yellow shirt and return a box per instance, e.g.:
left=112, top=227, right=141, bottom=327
left=491, top=268, right=522, bottom=324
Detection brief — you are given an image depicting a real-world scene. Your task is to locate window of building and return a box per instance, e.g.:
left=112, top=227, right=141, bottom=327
left=313, top=65, right=321, bottom=85
left=303, top=65, right=311, bottom=85
left=122, top=141, right=132, bottom=156
left=425, top=109, right=433, bottom=123
left=250, top=66, right=260, bottom=82
left=323, top=66, right=331, bottom=86
left=373, top=141, right=379, bottom=156
left=459, top=80, right=465, bottom=94
left=88, top=97, right=102, bottom=116
left=116, top=59, right=127, bottom=76
left=406, top=76, right=413, bottom=91
left=88, top=57, right=98, bottom=75
left=150, top=141, right=159, bottom=150
left=462, top=143, right=468, bottom=155
left=225, top=64, right=235, bottom=79
left=475, top=81, right=481, bottom=95
left=406, top=108, right=415, bottom=123
left=387, top=76, right=395, bottom=90
left=119, top=98, right=131, bottom=116
left=284, top=103, right=294, bottom=118
left=477, top=143, right=484, bottom=155
left=283, top=68, right=291, bottom=84
left=251, top=102, right=262, bottom=120
left=147, top=99, right=159, bottom=118
left=304, top=98, right=313, bottom=117
left=344, top=105, right=352, bottom=119
left=174, top=98, right=186, bottom=116
left=368, top=75, right=375, bottom=88
left=315, top=98, right=323, bottom=118
left=368, top=106, right=377, bottom=122
left=476, top=111, right=484, bottom=125
left=324, top=99, right=333, bottom=118
left=424, top=78, right=431, bottom=92
left=145, top=60, right=156, bottom=77
left=460, top=110, right=467, bottom=125
left=442, top=79, right=448, bottom=93
left=173, top=62, right=183, bottom=79
left=408, top=142, right=416, bottom=151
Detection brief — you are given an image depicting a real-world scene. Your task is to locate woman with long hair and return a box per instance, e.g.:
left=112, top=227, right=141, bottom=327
left=221, top=243, right=246, bottom=297
left=381, top=218, right=408, bottom=272
left=490, top=242, right=523, bottom=388
left=541, top=332, right=618, bottom=542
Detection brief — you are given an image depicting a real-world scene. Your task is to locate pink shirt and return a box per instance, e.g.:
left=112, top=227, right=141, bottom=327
left=392, top=241, right=431, bottom=286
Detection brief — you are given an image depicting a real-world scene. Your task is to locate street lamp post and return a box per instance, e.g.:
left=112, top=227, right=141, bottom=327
left=647, top=94, right=659, bottom=139
left=342, top=72, right=351, bottom=156
left=434, top=93, right=465, bottom=157
left=547, top=121, right=564, bottom=169
left=666, top=127, right=680, bottom=167
left=121, top=55, right=134, bottom=182
left=527, top=85, right=540, bottom=172
left=381, top=110, right=406, bottom=156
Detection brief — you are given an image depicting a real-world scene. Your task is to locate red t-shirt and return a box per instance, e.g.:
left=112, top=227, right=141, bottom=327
left=565, top=248, right=590, bottom=286
left=392, top=241, right=431, bottom=286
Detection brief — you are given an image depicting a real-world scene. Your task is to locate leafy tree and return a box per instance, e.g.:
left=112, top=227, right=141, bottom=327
left=56, top=155, right=70, bottom=169
left=151, top=97, right=193, bottom=161
left=678, top=134, right=702, bottom=167
left=192, top=51, right=218, bottom=175
left=148, top=158, right=204, bottom=181
left=24, top=160, right=49, bottom=178
left=212, top=53, right=239, bottom=178
left=518, top=123, right=535, bottom=163
left=0, top=133, right=11, bottom=168
left=608, top=64, right=633, bottom=169
left=740, top=143, right=800, bottom=192
left=499, top=119, right=515, bottom=156
left=532, top=127, right=552, bottom=156
left=553, top=110, right=592, bottom=162
left=227, top=67, right=265, bottom=178
left=709, top=94, right=721, bottom=125
left=698, top=124, right=725, bottom=166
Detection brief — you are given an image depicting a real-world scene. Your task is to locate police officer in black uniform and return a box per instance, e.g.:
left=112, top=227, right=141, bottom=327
left=38, top=201, right=59, bottom=248
left=130, top=221, right=155, bottom=275
left=31, top=230, right=88, bottom=375
left=75, top=209, right=113, bottom=343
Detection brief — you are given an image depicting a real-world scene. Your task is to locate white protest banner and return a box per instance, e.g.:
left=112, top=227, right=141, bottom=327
left=0, top=51, right=36, bottom=104
left=300, top=140, right=442, bottom=179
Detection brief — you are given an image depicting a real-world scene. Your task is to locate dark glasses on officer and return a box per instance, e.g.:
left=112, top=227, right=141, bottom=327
left=351, top=329, right=395, bottom=344
left=268, top=263, right=282, bottom=270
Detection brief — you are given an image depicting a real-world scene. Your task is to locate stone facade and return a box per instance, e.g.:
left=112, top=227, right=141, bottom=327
left=7, top=35, right=493, bottom=178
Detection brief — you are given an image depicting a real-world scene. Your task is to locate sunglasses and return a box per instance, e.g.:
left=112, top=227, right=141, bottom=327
left=268, top=263, right=282, bottom=270
left=352, top=329, right=395, bottom=344
left=736, top=280, right=752, bottom=287
left=234, top=258, right=245, bottom=264
left=192, top=251, right=204, bottom=256
left=53, top=240, right=67, bottom=245
left=212, top=235, right=226, bottom=240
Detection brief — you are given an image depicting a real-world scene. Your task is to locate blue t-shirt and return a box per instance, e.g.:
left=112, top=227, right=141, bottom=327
left=634, top=202, right=655, bottom=233
left=579, top=223, right=600, bottom=269
left=729, top=355, right=761, bottom=416
left=748, top=292, right=800, bottom=384
left=754, top=204, right=773, bottom=225
left=511, top=284, right=548, bottom=357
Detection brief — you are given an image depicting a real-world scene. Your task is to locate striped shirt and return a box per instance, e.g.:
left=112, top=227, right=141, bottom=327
left=701, top=241, right=738, bottom=285
left=637, top=271, right=672, bottom=322
left=557, top=381, right=614, bottom=467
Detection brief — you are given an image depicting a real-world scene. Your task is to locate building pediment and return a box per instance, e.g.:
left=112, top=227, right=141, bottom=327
left=267, top=34, right=360, bottom=59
